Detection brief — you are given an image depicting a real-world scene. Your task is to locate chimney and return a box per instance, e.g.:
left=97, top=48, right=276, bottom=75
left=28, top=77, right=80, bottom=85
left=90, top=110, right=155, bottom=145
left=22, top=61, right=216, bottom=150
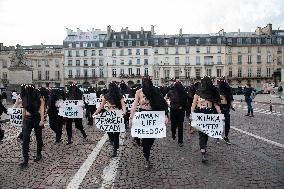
left=77, top=28, right=81, bottom=33
left=151, top=25, right=155, bottom=35
left=107, top=25, right=112, bottom=37
left=179, top=28, right=183, bottom=36
left=141, top=27, right=144, bottom=34
left=267, top=23, right=272, bottom=35
left=255, top=27, right=262, bottom=35
left=126, top=27, right=129, bottom=35
left=238, top=28, right=240, bottom=34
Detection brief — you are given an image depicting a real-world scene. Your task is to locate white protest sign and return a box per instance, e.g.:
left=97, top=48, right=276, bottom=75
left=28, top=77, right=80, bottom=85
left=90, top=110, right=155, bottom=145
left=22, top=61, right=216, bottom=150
left=58, top=100, right=84, bottom=118
left=95, top=110, right=125, bottom=132
left=131, top=111, right=166, bottom=138
left=95, top=98, right=110, bottom=110
left=124, top=97, right=135, bottom=111
left=191, top=113, right=224, bottom=139
left=8, top=108, right=23, bottom=127
left=83, top=93, right=97, bottom=105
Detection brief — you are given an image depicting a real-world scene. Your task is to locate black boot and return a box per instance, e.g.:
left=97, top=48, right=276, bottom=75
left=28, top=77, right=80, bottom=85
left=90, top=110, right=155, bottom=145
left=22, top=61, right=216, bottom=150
left=82, top=131, right=87, bottom=139
left=0, top=129, right=4, bottom=141
left=145, top=160, right=152, bottom=170
left=66, top=139, right=72, bottom=145
left=111, top=149, right=117, bottom=158
left=19, top=158, right=28, bottom=169
left=201, top=152, right=208, bottom=163
left=34, top=152, right=42, bottom=162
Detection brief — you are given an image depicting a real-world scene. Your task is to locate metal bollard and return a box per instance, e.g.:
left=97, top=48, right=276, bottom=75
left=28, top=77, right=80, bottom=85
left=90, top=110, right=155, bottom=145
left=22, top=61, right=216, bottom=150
left=270, top=100, right=272, bottom=112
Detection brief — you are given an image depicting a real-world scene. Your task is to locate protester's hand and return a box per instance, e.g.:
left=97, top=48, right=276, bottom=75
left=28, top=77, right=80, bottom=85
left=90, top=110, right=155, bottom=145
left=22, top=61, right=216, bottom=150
left=39, top=121, right=44, bottom=128
left=92, top=113, right=97, bottom=118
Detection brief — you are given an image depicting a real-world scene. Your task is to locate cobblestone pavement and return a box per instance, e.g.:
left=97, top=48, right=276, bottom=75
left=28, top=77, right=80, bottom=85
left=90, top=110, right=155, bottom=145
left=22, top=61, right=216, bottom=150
left=0, top=108, right=283, bottom=188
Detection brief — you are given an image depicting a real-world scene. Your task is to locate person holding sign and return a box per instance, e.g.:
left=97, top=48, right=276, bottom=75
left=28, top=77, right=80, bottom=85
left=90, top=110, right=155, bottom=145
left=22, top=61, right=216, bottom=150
left=120, top=81, right=133, bottom=130
left=129, top=77, right=169, bottom=170
left=48, top=89, right=65, bottom=143
left=165, top=81, right=188, bottom=147
left=218, top=79, right=234, bottom=145
left=13, top=84, right=26, bottom=140
left=84, top=87, right=97, bottom=127
left=20, top=85, right=45, bottom=169
left=191, top=76, right=222, bottom=163
left=64, top=84, right=87, bottom=145
left=93, top=82, right=126, bottom=158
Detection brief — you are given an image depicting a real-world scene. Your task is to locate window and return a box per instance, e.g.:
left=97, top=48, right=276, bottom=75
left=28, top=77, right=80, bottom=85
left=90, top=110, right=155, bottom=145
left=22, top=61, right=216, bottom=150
left=195, top=68, right=201, bottom=78
left=91, top=50, right=95, bottom=56
left=246, top=38, right=251, bottom=44
left=128, top=41, right=132, bottom=46
left=165, top=57, right=169, bottom=65
left=229, top=67, right=232, bottom=77
left=120, top=41, right=124, bottom=47
left=266, top=38, right=271, bottom=44
left=238, top=47, right=242, bottom=53
left=112, top=68, right=117, bottom=77
left=217, top=56, right=222, bottom=64
left=76, top=60, right=80, bottom=66
left=136, top=49, right=140, bottom=55
left=112, top=50, right=116, bottom=56
left=137, top=58, right=140, bottom=65
left=128, top=59, right=132, bottom=65
left=84, top=50, right=87, bottom=56
left=144, top=40, right=148, bottom=46
left=112, top=42, right=116, bottom=47
left=217, top=67, right=222, bottom=77
left=45, top=71, right=49, bottom=80
left=217, top=38, right=222, bottom=44
left=238, top=55, right=242, bottom=64
left=137, top=34, right=140, bottom=39
left=68, top=60, right=72, bottom=66
left=238, top=67, right=242, bottom=77
left=37, top=61, right=41, bottom=67
left=267, top=55, right=271, bottom=63
left=257, top=47, right=261, bottom=53
left=227, top=38, right=232, bottom=45
left=44, top=60, right=49, bottom=67
left=248, top=67, right=252, bottom=77
left=256, top=38, right=261, bottom=44
left=76, top=51, right=80, bottom=57
left=206, top=47, right=210, bottom=54
left=185, top=47, right=190, bottom=54
left=68, top=50, right=72, bottom=57
left=121, top=34, right=124, bottom=39
left=196, top=47, right=200, bottom=53
left=185, top=69, right=191, bottom=78
left=228, top=47, right=232, bottom=54
left=206, top=68, right=212, bottom=77
left=257, top=55, right=261, bottom=64
left=120, top=59, right=124, bottom=65
left=277, top=38, right=282, bottom=45
left=99, top=68, right=104, bottom=77
left=154, top=39, right=159, bottom=46
left=206, top=38, right=211, bottom=44
left=277, top=56, right=282, bottom=65
left=136, top=41, right=140, bottom=46
left=154, top=70, right=159, bottom=79
left=237, top=38, right=242, bottom=44
left=55, top=71, right=60, bottom=80
left=217, top=47, right=221, bottom=53
left=154, top=48, right=158, bottom=54
left=55, top=59, right=60, bottom=68
left=83, top=42, right=87, bottom=48
left=248, top=55, right=252, bottom=64
left=165, top=48, right=169, bottom=54
left=112, top=59, right=116, bottom=65
left=92, top=59, right=96, bottom=66
left=266, top=67, right=271, bottom=77
left=164, top=69, right=170, bottom=78
left=228, top=55, right=232, bottom=64
left=196, top=56, right=200, bottom=65
left=128, top=49, right=132, bottom=55
left=99, top=50, right=103, bottom=56
left=84, top=69, right=88, bottom=77
left=277, top=47, right=282, bottom=54
left=175, top=57, right=179, bottom=65
left=165, top=39, right=169, bottom=46
left=257, top=67, right=261, bottom=77
left=174, top=69, right=180, bottom=79
left=68, top=70, right=72, bottom=78
left=68, top=43, right=72, bottom=48
left=266, top=47, right=271, bottom=54
left=128, top=68, right=133, bottom=75
left=175, top=47, right=179, bottom=54
left=76, top=69, right=80, bottom=78
left=76, top=43, right=80, bottom=48
left=38, top=71, right=42, bottom=80
left=84, top=60, right=88, bottom=67
left=120, top=49, right=124, bottom=56
left=196, top=38, right=200, bottom=44
left=99, top=59, right=103, bottom=66
left=136, top=68, right=140, bottom=75
left=248, top=47, right=252, bottom=53
left=92, top=69, right=96, bottom=77
left=144, top=49, right=148, bottom=55
left=144, top=68, right=148, bottom=76
left=144, top=59, right=148, bottom=65
left=175, top=39, right=179, bottom=45
left=120, top=68, right=124, bottom=75
left=185, top=56, right=190, bottom=64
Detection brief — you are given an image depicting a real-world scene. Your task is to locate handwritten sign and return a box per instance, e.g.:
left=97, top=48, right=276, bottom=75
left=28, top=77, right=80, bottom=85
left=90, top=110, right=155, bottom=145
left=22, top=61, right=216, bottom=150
left=8, top=108, right=23, bottom=127
left=191, top=113, right=224, bottom=139
left=95, top=98, right=110, bottom=110
left=58, top=100, right=84, bottom=118
left=83, top=93, right=97, bottom=105
left=131, top=111, right=166, bottom=138
left=95, top=110, right=125, bottom=132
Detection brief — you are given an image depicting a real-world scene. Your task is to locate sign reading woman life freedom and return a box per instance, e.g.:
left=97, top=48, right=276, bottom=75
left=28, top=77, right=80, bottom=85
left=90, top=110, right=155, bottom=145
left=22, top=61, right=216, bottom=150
left=191, top=113, right=224, bottom=139
left=131, top=111, right=166, bottom=138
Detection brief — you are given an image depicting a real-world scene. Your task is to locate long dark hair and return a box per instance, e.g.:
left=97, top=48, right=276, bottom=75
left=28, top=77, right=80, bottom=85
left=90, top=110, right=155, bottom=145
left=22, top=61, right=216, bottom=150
left=218, top=80, right=233, bottom=105
left=196, top=76, right=220, bottom=103
left=119, top=82, right=130, bottom=95
left=48, top=89, right=65, bottom=109
left=105, top=82, right=122, bottom=109
left=142, top=77, right=168, bottom=111
left=20, top=84, right=26, bottom=99
left=22, top=85, right=41, bottom=115
left=172, top=81, right=187, bottom=106
left=66, top=84, right=83, bottom=100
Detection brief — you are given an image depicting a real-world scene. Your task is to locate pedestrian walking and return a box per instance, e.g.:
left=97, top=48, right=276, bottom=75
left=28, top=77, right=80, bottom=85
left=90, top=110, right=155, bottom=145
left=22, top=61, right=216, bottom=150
left=165, top=81, right=188, bottom=147
left=243, top=83, right=256, bottom=117
left=93, top=82, right=126, bottom=157
left=191, top=76, right=222, bottom=163
left=85, top=87, right=97, bottom=127
left=11, top=90, right=17, bottom=104
left=129, top=77, right=169, bottom=170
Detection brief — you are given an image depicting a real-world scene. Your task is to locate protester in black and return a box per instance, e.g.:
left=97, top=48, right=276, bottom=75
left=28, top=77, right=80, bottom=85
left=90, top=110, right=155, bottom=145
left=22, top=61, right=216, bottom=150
left=20, top=85, right=45, bottom=169
left=65, top=84, right=87, bottom=145
left=165, top=81, right=187, bottom=147
left=0, top=94, right=7, bottom=142
left=243, top=83, right=255, bottom=117
left=93, top=82, right=126, bottom=157
left=218, top=80, right=234, bottom=145
left=85, top=87, right=96, bottom=127
left=129, top=77, right=169, bottom=170
left=119, top=81, right=132, bottom=130
left=48, top=89, right=65, bottom=143
left=186, top=83, right=198, bottom=134
left=191, top=77, right=221, bottom=163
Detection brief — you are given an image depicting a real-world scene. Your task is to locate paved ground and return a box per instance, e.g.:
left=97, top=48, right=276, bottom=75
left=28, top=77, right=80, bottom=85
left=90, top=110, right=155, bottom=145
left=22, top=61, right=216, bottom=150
left=234, top=94, right=284, bottom=105
left=0, top=101, right=283, bottom=189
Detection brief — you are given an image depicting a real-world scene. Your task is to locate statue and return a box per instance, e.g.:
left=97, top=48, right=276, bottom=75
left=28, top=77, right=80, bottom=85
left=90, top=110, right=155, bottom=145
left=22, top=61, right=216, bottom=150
left=10, top=44, right=26, bottom=67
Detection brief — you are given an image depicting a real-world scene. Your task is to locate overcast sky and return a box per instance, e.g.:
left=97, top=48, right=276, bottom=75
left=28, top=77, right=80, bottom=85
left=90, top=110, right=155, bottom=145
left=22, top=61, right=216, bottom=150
left=0, top=0, right=283, bottom=46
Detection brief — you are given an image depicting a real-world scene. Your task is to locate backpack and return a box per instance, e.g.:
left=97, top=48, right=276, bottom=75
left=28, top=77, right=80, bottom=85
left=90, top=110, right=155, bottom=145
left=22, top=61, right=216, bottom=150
left=250, top=90, right=256, bottom=99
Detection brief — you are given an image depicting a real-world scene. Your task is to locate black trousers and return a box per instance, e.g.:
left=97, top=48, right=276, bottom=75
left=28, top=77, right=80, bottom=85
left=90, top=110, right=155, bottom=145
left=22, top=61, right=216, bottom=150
left=65, top=118, right=86, bottom=140
left=108, top=132, right=120, bottom=150
left=86, top=106, right=96, bottom=125
left=221, top=108, right=230, bottom=137
left=22, top=115, right=43, bottom=159
left=142, top=138, right=155, bottom=161
left=194, top=107, right=214, bottom=150
left=49, top=115, right=64, bottom=141
left=170, top=109, right=185, bottom=144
